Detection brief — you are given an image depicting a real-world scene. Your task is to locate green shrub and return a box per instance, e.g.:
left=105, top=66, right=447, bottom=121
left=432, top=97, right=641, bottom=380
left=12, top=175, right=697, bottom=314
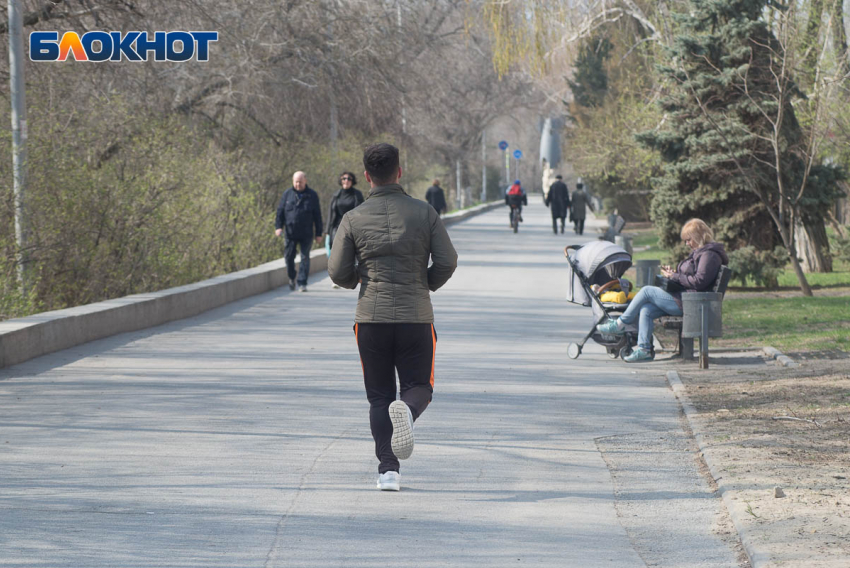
left=834, top=234, right=850, bottom=264
left=727, top=246, right=788, bottom=287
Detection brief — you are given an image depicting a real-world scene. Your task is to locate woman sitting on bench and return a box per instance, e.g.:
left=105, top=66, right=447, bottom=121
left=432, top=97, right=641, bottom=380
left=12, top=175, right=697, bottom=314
left=597, top=218, right=728, bottom=363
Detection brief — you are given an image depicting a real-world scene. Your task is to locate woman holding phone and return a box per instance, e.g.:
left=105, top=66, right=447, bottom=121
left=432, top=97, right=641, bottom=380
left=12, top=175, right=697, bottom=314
left=596, top=218, right=728, bottom=362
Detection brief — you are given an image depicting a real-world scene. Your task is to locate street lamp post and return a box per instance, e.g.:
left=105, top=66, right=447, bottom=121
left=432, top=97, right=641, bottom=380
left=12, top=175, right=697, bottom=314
left=481, top=130, right=486, bottom=202
left=455, top=159, right=462, bottom=210
left=9, top=0, right=29, bottom=295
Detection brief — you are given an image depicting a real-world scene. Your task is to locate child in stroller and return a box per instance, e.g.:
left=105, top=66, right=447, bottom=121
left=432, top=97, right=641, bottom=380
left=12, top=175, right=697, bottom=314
left=564, top=241, right=653, bottom=361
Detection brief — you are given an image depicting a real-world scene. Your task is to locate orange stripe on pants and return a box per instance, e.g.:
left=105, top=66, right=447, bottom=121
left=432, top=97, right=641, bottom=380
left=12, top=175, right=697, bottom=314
left=429, top=323, right=436, bottom=388
left=354, top=323, right=364, bottom=374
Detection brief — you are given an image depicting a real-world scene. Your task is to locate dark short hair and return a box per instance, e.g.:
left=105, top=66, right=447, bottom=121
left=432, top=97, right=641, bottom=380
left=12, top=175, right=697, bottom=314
left=363, top=143, right=400, bottom=185
left=339, top=171, right=357, bottom=186
left=576, top=182, right=583, bottom=189
left=555, top=175, right=563, bottom=179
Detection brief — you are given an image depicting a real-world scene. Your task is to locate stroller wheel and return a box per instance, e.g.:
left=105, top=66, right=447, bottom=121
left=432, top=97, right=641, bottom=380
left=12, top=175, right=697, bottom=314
left=607, top=349, right=619, bottom=359
left=567, top=343, right=581, bottom=359
left=619, top=345, right=633, bottom=360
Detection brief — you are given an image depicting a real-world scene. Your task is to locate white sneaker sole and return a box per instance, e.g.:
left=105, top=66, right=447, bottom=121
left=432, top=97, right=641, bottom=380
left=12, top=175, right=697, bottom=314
left=389, top=401, right=414, bottom=460
left=377, top=480, right=400, bottom=491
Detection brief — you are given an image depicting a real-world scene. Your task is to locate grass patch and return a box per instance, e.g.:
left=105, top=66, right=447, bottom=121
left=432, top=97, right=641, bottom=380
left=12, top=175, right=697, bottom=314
left=630, top=229, right=672, bottom=262
left=775, top=261, right=850, bottom=288
left=721, top=294, right=850, bottom=352
left=631, top=230, right=661, bottom=248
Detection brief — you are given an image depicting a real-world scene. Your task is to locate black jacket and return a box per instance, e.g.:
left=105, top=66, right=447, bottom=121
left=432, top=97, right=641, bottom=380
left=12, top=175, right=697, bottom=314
left=570, top=189, right=593, bottom=220
left=326, top=187, right=365, bottom=237
left=425, top=185, right=447, bottom=213
left=545, top=181, right=570, bottom=218
left=275, top=186, right=323, bottom=240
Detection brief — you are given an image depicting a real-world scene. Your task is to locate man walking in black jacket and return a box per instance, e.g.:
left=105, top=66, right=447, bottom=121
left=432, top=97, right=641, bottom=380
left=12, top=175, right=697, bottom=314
left=425, top=179, right=448, bottom=216
left=275, top=171, right=323, bottom=292
left=545, top=175, right=570, bottom=234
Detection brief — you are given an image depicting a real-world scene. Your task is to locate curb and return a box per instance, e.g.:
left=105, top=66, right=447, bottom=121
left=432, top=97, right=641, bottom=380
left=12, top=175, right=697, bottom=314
left=762, top=346, right=799, bottom=368
left=0, top=200, right=503, bottom=370
left=666, top=370, right=771, bottom=568
left=441, top=200, right=504, bottom=227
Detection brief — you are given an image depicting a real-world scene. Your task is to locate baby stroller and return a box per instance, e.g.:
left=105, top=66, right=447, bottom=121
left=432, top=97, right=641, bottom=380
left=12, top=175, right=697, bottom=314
left=564, top=241, right=645, bottom=360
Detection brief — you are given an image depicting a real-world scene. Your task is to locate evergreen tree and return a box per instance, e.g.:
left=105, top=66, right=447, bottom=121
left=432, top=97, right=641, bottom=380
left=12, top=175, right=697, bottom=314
left=568, top=37, right=613, bottom=109
left=637, top=0, right=843, bottom=293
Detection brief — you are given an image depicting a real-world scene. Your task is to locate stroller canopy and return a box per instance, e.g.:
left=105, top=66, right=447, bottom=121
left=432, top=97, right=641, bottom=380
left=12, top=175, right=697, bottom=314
left=566, top=240, right=633, bottom=306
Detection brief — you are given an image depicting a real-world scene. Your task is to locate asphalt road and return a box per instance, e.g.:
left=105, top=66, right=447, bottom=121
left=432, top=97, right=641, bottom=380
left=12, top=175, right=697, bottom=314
left=0, top=200, right=743, bottom=567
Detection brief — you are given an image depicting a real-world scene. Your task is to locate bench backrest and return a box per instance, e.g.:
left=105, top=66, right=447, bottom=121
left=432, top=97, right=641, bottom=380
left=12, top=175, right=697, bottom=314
left=613, top=215, right=626, bottom=234
left=713, top=265, right=732, bottom=296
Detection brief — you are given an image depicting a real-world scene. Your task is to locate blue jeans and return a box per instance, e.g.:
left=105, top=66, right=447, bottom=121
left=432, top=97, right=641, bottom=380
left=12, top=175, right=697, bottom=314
left=618, top=286, right=683, bottom=350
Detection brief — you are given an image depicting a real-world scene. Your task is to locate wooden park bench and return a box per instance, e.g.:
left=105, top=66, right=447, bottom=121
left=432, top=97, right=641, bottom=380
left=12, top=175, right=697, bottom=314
left=657, top=266, right=733, bottom=361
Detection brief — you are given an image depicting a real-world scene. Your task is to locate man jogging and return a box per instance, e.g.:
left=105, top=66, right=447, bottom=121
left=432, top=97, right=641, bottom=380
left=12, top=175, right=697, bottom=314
left=328, top=143, right=458, bottom=491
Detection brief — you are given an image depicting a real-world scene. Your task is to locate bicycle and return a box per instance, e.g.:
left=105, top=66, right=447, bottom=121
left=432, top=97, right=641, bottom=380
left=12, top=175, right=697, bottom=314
left=510, top=205, right=520, bottom=233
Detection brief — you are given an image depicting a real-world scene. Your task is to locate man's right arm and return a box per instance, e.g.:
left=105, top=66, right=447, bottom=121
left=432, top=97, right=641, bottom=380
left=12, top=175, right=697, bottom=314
left=275, top=191, right=287, bottom=230
left=427, top=209, right=458, bottom=292
left=328, top=215, right=359, bottom=289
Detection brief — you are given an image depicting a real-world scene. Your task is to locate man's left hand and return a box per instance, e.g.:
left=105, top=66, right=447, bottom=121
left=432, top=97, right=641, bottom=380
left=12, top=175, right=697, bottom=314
left=315, top=236, right=323, bottom=244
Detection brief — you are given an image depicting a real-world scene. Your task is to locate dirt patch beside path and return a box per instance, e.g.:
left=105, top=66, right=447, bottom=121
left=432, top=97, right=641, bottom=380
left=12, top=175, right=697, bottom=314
left=675, top=355, right=850, bottom=567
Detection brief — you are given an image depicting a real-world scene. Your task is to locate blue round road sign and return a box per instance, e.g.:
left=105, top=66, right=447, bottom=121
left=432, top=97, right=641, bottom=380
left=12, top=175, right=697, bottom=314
left=513, top=149, right=523, bottom=159
left=498, top=140, right=508, bottom=151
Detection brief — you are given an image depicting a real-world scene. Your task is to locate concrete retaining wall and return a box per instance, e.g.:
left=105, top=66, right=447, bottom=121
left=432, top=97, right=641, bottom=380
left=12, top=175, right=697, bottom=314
left=0, top=200, right=503, bottom=369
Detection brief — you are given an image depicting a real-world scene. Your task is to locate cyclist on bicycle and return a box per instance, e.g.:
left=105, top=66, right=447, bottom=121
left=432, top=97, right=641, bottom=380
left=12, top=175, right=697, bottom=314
left=505, top=180, right=527, bottom=226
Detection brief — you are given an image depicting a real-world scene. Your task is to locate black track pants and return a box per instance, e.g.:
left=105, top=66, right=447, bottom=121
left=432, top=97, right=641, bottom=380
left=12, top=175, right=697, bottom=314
left=354, top=323, right=436, bottom=474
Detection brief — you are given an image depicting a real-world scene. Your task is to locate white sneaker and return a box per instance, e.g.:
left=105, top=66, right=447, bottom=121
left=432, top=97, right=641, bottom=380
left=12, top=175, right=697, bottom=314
left=389, top=400, right=414, bottom=460
left=377, top=471, right=400, bottom=491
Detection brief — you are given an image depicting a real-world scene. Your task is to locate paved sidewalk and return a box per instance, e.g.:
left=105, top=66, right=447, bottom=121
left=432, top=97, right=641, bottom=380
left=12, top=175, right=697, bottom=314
left=0, top=201, right=744, bottom=567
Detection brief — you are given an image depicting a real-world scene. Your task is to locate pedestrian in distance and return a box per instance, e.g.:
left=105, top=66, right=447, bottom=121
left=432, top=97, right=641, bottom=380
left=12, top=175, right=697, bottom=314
left=425, top=179, right=448, bottom=216
left=570, top=180, right=594, bottom=235
left=325, top=172, right=365, bottom=288
left=328, top=143, right=458, bottom=492
left=275, top=171, right=323, bottom=292
left=544, top=175, right=570, bottom=234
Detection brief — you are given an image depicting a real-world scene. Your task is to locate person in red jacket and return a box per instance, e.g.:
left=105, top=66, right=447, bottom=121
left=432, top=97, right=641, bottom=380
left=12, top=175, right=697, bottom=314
left=505, top=180, right=527, bottom=225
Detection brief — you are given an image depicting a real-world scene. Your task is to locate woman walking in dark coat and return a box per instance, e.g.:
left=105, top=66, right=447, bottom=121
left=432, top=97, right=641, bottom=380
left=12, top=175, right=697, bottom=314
left=570, top=181, right=594, bottom=235
left=326, top=172, right=365, bottom=286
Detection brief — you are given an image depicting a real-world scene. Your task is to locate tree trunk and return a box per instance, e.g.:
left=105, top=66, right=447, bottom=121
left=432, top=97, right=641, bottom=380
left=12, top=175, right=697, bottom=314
left=832, top=0, right=850, bottom=78
left=827, top=209, right=847, bottom=238
left=794, top=218, right=833, bottom=273
left=776, top=221, right=814, bottom=296
left=802, top=0, right=825, bottom=77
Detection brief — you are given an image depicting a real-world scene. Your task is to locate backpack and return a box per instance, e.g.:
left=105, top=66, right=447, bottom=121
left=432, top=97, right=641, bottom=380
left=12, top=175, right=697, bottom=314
left=507, top=184, right=523, bottom=196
